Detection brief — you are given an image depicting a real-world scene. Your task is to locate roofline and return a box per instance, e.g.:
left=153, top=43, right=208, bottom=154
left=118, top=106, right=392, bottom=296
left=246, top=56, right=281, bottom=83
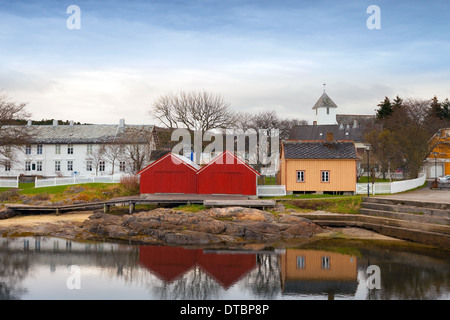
left=137, top=152, right=199, bottom=175
left=196, top=150, right=260, bottom=176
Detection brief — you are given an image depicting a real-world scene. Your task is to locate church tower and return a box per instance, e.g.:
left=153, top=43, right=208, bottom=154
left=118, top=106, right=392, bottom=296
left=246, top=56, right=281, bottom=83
left=312, top=89, right=338, bottom=125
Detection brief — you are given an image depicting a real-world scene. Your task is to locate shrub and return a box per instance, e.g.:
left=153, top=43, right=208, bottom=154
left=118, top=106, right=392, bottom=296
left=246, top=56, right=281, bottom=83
left=120, top=175, right=140, bottom=194
left=0, top=189, right=19, bottom=202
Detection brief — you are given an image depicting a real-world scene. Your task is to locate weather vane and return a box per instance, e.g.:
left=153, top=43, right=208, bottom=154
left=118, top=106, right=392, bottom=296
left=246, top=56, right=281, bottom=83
left=323, top=83, right=326, bottom=93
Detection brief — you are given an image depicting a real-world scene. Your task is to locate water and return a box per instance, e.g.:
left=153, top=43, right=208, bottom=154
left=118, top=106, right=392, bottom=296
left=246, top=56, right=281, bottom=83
left=1, top=236, right=449, bottom=300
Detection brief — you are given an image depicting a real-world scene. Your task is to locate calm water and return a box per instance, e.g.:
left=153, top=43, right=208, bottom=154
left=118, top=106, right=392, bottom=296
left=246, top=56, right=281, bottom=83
left=1, top=236, right=449, bottom=300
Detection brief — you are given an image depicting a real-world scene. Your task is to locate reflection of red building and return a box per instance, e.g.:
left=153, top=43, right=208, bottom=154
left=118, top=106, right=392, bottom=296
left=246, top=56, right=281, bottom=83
left=139, top=246, right=257, bottom=289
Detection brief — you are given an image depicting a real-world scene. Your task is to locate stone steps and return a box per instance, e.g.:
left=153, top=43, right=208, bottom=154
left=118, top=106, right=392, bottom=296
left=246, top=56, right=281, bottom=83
left=294, top=195, right=450, bottom=248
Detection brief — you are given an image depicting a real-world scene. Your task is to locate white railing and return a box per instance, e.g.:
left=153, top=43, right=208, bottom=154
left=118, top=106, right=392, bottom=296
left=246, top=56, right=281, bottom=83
left=35, top=175, right=123, bottom=188
left=0, top=177, right=19, bottom=188
left=356, top=174, right=426, bottom=195
left=257, top=185, right=286, bottom=197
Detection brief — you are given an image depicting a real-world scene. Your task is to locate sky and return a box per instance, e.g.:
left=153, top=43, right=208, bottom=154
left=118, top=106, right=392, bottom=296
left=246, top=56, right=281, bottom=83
left=1, top=0, right=450, bottom=125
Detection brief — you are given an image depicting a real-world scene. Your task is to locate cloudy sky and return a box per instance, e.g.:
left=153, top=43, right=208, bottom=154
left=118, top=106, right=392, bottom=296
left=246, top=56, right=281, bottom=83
left=1, top=0, right=449, bottom=125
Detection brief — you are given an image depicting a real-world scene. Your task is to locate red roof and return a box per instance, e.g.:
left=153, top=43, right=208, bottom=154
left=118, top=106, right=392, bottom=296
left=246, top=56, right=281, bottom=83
left=139, top=246, right=257, bottom=288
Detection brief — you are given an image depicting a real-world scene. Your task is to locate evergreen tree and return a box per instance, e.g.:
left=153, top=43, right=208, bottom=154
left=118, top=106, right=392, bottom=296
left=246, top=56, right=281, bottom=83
left=376, top=96, right=393, bottom=119
left=391, top=95, right=403, bottom=111
left=430, top=96, right=443, bottom=119
left=441, top=98, right=450, bottom=120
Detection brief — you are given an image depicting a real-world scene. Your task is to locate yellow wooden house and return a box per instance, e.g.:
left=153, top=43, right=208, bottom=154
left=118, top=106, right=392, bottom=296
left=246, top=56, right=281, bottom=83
left=424, top=128, right=450, bottom=178
left=279, top=138, right=358, bottom=194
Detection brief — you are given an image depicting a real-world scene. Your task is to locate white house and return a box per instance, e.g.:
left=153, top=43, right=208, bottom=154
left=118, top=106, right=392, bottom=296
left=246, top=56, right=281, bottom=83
left=0, top=119, right=157, bottom=179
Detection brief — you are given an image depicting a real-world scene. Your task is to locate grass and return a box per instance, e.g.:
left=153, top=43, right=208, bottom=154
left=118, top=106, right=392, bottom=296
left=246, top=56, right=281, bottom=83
left=282, top=196, right=363, bottom=214
left=172, top=204, right=206, bottom=212
left=0, top=183, right=138, bottom=204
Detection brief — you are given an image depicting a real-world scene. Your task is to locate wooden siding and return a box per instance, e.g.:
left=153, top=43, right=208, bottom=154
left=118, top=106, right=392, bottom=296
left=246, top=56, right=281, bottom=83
left=197, top=151, right=259, bottom=195
left=139, top=154, right=197, bottom=194
left=282, top=158, right=356, bottom=192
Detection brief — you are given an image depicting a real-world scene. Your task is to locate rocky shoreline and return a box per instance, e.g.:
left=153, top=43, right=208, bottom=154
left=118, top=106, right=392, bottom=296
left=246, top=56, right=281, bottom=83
left=0, top=206, right=326, bottom=247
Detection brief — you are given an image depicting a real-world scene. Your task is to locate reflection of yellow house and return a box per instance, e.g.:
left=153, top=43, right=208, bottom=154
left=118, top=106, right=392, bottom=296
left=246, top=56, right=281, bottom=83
left=279, top=249, right=357, bottom=297
left=280, top=139, right=358, bottom=194
left=424, top=128, right=450, bottom=178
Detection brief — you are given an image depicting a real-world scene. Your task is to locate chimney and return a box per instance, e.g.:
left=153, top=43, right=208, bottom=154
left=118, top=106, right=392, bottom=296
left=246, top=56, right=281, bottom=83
left=70, top=120, right=74, bottom=126
left=53, top=120, right=58, bottom=126
left=119, top=119, right=125, bottom=128
left=353, top=119, right=358, bottom=128
left=326, top=132, right=334, bottom=141
left=313, top=121, right=317, bottom=125
left=27, top=120, right=32, bottom=126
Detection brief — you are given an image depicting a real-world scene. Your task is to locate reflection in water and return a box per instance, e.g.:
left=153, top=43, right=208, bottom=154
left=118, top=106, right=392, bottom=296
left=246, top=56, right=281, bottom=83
left=0, top=237, right=449, bottom=300
left=279, top=249, right=358, bottom=300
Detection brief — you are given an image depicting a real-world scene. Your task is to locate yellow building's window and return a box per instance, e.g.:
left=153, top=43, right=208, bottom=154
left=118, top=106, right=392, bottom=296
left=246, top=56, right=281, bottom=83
left=296, top=170, right=305, bottom=182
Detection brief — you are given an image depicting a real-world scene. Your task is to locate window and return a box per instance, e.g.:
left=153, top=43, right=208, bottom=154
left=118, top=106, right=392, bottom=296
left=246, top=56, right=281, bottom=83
left=37, top=144, right=43, bottom=155
left=55, top=161, right=61, bottom=172
left=55, top=144, right=61, bottom=155
left=25, top=161, right=31, bottom=171
left=99, top=160, right=105, bottom=172
left=36, top=161, right=42, bottom=172
left=296, top=170, right=305, bottom=182
left=321, top=170, right=330, bottom=183
left=67, top=160, right=73, bottom=171
left=87, top=144, right=92, bottom=155
left=67, top=144, right=73, bottom=155
left=86, top=160, right=93, bottom=172
left=296, top=256, right=306, bottom=269
left=321, top=256, right=331, bottom=269
left=119, top=161, right=126, bottom=172
left=25, top=145, right=31, bottom=155
left=327, top=107, right=330, bottom=115
left=5, top=161, right=11, bottom=171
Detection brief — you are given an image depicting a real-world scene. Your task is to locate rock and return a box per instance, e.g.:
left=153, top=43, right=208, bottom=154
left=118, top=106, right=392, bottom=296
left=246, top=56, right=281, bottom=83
left=1, top=206, right=324, bottom=247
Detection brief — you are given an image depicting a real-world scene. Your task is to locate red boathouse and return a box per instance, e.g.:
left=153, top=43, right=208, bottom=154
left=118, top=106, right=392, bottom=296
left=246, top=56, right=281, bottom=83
left=196, top=150, right=260, bottom=196
left=137, top=153, right=200, bottom=194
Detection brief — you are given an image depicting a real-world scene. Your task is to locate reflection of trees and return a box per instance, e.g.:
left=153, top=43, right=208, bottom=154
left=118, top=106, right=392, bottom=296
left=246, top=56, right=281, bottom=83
left=0, top=247, right=30, bottom=300
left=360, top=249, right=450, bottom=300
left=148, top=267, right=221, bottom=300
left=240, top=254, right=281, bottom=299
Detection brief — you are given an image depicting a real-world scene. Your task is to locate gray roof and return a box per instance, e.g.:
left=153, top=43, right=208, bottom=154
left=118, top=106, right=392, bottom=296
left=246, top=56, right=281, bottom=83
left=282, top=140, right=358, bottom=159
left=312, top=93, right=338, bottom=110
left=14, top=124, right=155, bottom=144
left=289, top=124, right=367, bottom=142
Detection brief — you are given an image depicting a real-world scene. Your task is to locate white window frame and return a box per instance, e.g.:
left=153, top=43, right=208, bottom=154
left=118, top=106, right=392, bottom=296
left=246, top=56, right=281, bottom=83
left=321, top=170, right=330, bottom=183
left=296, top=170, right=305, bottom=183
left=55, top=160, right=61, bottom=172
left=67, top=160, right=73, bottom=171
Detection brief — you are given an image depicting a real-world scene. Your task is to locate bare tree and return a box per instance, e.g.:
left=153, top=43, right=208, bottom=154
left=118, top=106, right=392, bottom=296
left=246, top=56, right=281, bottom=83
left=86, top=145, right=106, bottom=176
left=0, top=92, right=33, bottom=168
left=103, top=144, right=124, bottom=175
left=120, top=127, right=153, bottom=173
left=151, top=90, right=238, bottom=163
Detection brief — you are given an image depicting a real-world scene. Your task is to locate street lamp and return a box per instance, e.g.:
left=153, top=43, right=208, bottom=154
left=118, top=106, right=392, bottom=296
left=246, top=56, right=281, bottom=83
left=366, top=145, right=371, bottom=197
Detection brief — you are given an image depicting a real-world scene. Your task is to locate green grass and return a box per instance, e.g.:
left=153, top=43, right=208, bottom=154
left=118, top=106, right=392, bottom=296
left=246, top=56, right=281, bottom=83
left=173, top=204, right=206, bottom=212
left=282, top=196, right=363, bottom=214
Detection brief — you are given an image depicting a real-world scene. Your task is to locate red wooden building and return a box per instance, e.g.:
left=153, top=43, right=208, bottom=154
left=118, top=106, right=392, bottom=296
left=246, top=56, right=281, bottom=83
left=196, top=150, right=260, bottom=196
left=137, top=153, right=200, bottom=194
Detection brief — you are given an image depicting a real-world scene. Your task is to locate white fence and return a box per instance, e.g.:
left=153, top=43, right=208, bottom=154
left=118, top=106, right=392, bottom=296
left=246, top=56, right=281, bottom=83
left=0, top=177, right=19, bottom=188
left=356, top=174, right=426, bottom=195
left=257, top=185, right=286, bottom=197
left=35, top=175, right=123, bottom=188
